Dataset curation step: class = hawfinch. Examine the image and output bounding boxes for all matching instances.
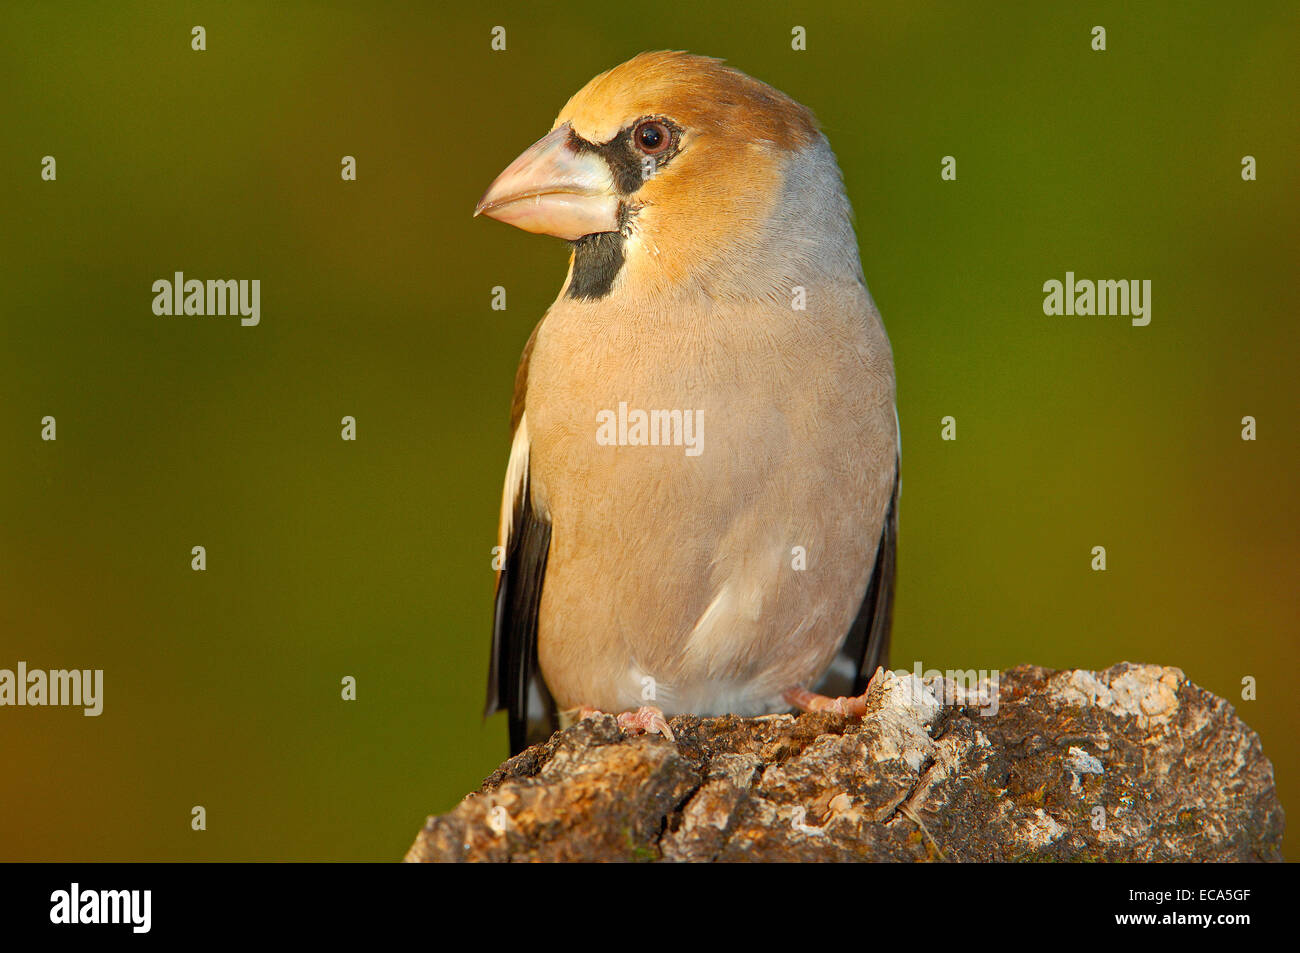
[476,52,898,754]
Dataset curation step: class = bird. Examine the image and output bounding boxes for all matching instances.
[475,52,899,755]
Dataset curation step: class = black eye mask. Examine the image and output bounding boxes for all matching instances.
[567,117,684,196]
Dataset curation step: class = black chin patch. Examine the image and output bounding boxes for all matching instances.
[567,230,625,300]
[563,118,682,301]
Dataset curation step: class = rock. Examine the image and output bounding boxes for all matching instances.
[404,663,1284,862]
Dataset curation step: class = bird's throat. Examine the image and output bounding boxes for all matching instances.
[566,230,626,301]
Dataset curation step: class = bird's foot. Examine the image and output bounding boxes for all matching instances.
[783,686,869,718]
[574,704,675,742]
[616,705,676,742]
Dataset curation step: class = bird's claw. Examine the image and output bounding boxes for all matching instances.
[572,704,675,742]
[783,687,868,718]
[616,706,676,742]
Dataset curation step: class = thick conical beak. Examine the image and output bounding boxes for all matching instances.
[474,123,619,240]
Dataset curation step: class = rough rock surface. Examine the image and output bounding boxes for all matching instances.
[405,663,1284,862]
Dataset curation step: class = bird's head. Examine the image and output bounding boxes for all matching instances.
[475,52,860,303]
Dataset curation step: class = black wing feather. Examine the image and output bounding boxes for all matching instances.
[485,466,556,755]
[816,463,900,698]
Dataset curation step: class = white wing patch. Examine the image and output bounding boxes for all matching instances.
[498,411,531,554]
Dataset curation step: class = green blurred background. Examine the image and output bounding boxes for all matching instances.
[1,1,1295,860]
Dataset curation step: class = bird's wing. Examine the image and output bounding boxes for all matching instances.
[816,454,900,698]
[485,324,558,754]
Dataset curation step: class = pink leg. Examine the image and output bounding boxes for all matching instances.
[783,687,869,718]
[617,706,676,742]
[574,705,675,742]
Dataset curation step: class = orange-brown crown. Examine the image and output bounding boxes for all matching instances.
[555,51,819,150]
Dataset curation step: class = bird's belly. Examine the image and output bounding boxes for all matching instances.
[531,403,887,717]
[535,526,871,716]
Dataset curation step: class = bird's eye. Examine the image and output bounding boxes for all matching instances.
[633,120,671,155]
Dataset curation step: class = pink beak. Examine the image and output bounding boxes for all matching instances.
[474,123,619,241]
